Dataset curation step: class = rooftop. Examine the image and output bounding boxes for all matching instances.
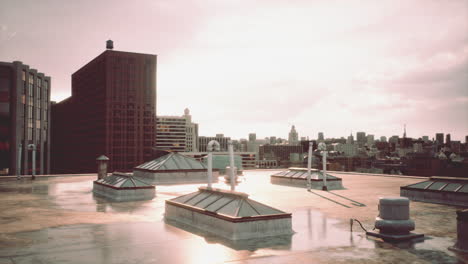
[0,170,466,264]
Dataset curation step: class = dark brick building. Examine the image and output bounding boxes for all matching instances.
[0,61,51,176]
[52,42,156,173]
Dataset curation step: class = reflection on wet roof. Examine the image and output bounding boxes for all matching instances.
[170,187,286,218]
[135,153,207,171]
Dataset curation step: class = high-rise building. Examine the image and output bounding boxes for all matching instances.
[249,133,256,142]
[52,41,156,173]
[0,61,51,175]
[435,133,444,145]
[445,134,451,145]
[347,133,354,144]
[356,132,366,146]
[465,135,468,144]
[380,136,387,142]
[318,132,324,141]
[422,136,429,142]
[270,136,277,145]
[156,109,198,152]
[366,134,375,146]
[288,125,299,145]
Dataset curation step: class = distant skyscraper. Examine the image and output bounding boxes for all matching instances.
[435,133,444,145]
[380,136,387,142]
[318,132,324,141]
[356,132,366,146]
[0,61,51,175]
[465,135,468,144]
[347,133,354,144]
[288,125,299,145]
[249,133,256,142]
[446,134,451,145]
[270,136,277,145]
[366,134,375,146]
[52,41,157,173]
[422,136,429,142]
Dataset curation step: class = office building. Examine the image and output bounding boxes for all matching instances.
[435,133,444,145]
[446,134,451,145]
[0,61,51,175]
[318,132,324,141]
[380,136,387,142]
[156,108,198,152]
[51,41,156,173]
[356,132,366,146]
[288,125,299,145]
[367,134,375,146]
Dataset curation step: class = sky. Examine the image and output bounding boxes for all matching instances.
[1,0,467,140]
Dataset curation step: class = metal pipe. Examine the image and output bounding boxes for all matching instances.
[206,140,220,189]
[207,152,212,188]
[228,141,235,191]
[307,143,312,191]
[28,144,36,180]
[322,150,327,190]
[17,144,22,180]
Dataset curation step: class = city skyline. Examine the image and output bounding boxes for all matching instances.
[1,0,467,140]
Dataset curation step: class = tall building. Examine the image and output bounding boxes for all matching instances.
[347,133,354,144]
[288,125,299,145]
[435,133,444,145]
[52,41,156,173]
[380,136,387,142]
[356,132,366,146]
[445,134,451,145]
[422,136,429,142]
[318,132,324,141]
[366,134,375,146]
[156,108,198,152]
[0,61,51,175]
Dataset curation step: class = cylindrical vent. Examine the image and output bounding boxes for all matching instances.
[106,40,114,50]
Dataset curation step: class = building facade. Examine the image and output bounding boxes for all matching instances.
[198,135,231,152]
[52,42,156,173]
[0,61,51,175]
[156,108,198,152]
[288,125,299,145]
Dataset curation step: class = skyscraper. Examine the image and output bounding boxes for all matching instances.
[446,134,451,145]
[0,61,51,175]
[51,41,156,173]
[356,132,366,146]
[318,132,324,141]
[288,125,299,145]
[435,133,444,145]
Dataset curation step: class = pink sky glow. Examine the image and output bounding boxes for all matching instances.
[1,0,467,140]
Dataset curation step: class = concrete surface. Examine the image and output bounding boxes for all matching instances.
[0,170,467,264]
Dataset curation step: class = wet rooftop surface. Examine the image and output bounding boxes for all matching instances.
[0,170,467,264]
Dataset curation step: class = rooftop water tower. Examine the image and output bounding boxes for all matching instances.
[106,40,114,50]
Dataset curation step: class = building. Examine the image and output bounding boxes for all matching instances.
[356,132,366,146]
[380,136,387,142]
[198,135,230,152]
[51,41,156,173]
[422,136,429,142]
[156,108,198,152]
[259,144,304,167]
[318,132,324,142]
[347,133,354,144]
[0,61,51,175]
[366,134,375,146]
[288,125,299,145]
[446,134,451,145]
[435,133,444,145]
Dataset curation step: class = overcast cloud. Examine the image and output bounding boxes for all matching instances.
[0,0,466,140]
